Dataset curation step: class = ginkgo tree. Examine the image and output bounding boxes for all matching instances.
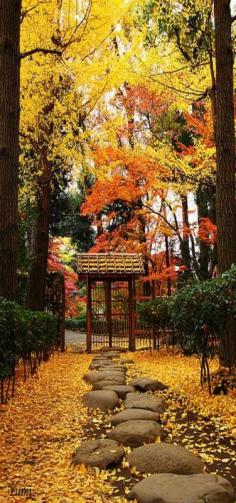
[19,0,140,310]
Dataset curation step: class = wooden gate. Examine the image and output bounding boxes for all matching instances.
[77,253,145,352]
[90,281,130,349]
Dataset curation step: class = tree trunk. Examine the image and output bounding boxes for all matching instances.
[196,188,211,280]
[180,195,192,280]
[214,0,236,273]
[25,154,51,311]
[214,0,236,368]
[0,0,21,300]
[26,105,53,311]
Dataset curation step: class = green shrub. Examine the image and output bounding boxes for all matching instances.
[65,316,86,331]
[138,265,236,356]
[0,298,57,380]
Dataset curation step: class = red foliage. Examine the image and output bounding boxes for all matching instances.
[47,238,80,318]
[198,217,217,245]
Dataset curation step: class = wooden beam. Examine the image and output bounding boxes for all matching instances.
[128,276,136,351]
[86,276,92,352]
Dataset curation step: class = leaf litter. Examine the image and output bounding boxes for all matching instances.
[0,348,235,502]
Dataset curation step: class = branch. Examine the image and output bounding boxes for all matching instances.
[21,0,92,60]
[81,27,115,61]
[21,1,45,23]
[142,203,183,242]
[231,15,236,23]
[20,47,62,59]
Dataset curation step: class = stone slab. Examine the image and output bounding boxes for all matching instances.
[129,377,168,392]
[128,473,235,503]
[109,409,161,425]
[73,439,124,468]
[82,390,119,411]
[84,370,126,384]
[127,442,204,474]
[102,385,135,399]
[125,393,165,413]
[107,420,162,447]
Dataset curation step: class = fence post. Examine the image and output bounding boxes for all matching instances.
[86,276,92,352]
[128,276,136,351]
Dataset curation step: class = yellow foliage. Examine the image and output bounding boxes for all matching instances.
[0,353,127,503]
[130,350,236,432]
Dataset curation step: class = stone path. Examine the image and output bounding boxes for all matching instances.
[73,350,236,503]
[65,330,86,352]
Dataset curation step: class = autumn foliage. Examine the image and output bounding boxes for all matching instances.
[48,238,80,318]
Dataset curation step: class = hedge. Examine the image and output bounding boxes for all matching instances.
[65,316,86,331]
[138,265,236,366]
[0,297,58,389]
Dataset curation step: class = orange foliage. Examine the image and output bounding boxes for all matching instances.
[184,103,214,148]
[48,238,80,318]
[198,217,217,245]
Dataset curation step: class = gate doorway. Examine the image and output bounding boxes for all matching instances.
[91,280,131,349]
[77,254,144,352]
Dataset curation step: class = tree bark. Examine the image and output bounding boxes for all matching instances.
[196,188,211,280]
[214,0,236,368]
[0,0,21,300]
[180,195,192,279]
[25,152,51,311]
[26,107,53,311]
[214,0,236,273]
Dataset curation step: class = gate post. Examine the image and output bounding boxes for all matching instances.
[86,276,92,352]
[128,277,136,351]
[105,280,112,348]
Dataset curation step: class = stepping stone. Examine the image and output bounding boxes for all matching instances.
[98,366,126,373]
[82,390,119,411]
[90,362,124,370]
[100,350,122,358]
[92,353,109,358]
[107,420,162,447]
[127,442,204,474]
[72,439,124,468]
[100,347,126,353]
[90,362,112,370]
[101,385,135,399]
[84,371,125,384]
[109,409,161,425]
[93,379,125,390]
[129,377,168,392]
[98,363,126,369]
[128,473,235,503]
[92,355,109,360]
[120,358,134,364]
[125,393,165,413]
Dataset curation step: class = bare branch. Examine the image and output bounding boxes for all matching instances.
[81,27,115,61]
[20,47,62,59]
[21,1,45,23]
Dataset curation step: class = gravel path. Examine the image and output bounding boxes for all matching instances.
[65,330,86,349]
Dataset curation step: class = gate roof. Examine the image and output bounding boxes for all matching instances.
[77,253,144,278]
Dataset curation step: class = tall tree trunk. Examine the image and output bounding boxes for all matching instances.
[25,152,51,311]
[125,85,151,296]
[26,106,53,311]
[180,195,192,280]
[214,0,236,368]
[164,234,171,296]
[196,188,210,280]
[0,0,21,300]
[214,0,236,273]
